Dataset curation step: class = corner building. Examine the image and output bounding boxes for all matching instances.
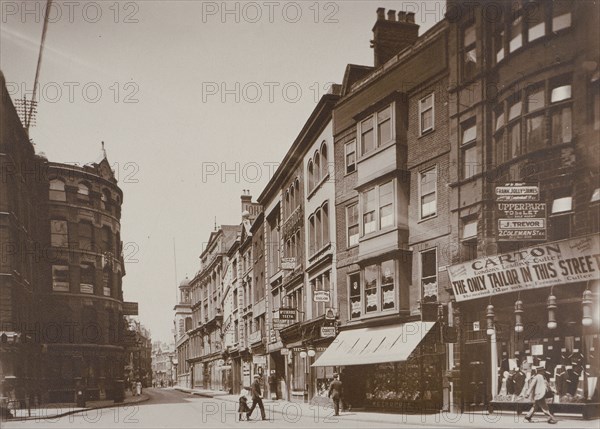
[443,0,600,419]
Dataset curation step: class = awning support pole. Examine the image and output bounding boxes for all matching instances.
[490,328,498,401]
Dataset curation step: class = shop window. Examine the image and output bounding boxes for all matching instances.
[420,167,437,219]
[50,219,68,247]
[462,23,477,82]
[461,120,479,179]
[361,180,395,235]
[358,104,394,157]
[419,93,434,135]
[552,0,572,32]
[80,263,95,294]
[345,140,356,174]
[349,273,361,319]
[49,179,66,201]
[312,271,332,318]
[421,249,437,303]
[380,260,395,310]
[347,203,359,247]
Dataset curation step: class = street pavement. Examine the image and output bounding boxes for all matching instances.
[2,388,598,429]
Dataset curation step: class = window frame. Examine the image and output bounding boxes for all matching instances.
[357,103,395,158]
[419,93,435,135]
[460,120,479,180]
[346,203,359,248]
[420,248,438,304]
[345,140,356,174]
[360,179,395,237]
[419,166,437,220]
[50,219,69,248]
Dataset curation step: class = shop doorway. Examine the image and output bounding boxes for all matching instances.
[462,341,488,410]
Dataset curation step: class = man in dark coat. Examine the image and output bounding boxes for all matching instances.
[247,374,266,420]
[328,373,343,416]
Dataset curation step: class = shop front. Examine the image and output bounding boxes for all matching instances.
[447,235,600,419]
[312,321,443,412]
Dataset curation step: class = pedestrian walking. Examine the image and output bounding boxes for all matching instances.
[246,374,266,420]
[136,380,142,396]
[328,373,343,416]
[238,388,250,421]
[524,367,558,424]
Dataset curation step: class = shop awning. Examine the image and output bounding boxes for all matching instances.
[311,321,435,367]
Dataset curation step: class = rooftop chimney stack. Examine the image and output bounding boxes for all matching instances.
[371,8,420,67]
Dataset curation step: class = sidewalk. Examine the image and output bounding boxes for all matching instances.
[5,390,150,421]
[174,386,599,428]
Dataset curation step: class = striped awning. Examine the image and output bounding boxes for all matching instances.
[311,321,435,367]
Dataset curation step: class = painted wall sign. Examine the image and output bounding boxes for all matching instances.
[448,235,600,302]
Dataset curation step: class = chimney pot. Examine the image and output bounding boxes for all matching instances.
[376,7,385,20]
[387,10,396,21]
[398,11,406,22]
[406,12,415,23]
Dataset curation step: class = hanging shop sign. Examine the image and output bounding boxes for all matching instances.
[313,290,330,302]
[320,327,336,338]
[278,308,296,320]
[496,182,546,241]
[281,257,296,270]
[448,235,600,302]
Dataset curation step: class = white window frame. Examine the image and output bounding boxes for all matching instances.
[419,166,437,220]
[346,203,359,248]
[360,179,395,236]
[357,103,395,158]
[345,140,356,174]
[419,93,435,135]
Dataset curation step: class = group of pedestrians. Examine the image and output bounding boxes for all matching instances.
[237,373,344,422]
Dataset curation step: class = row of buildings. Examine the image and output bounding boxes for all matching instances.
[0,71,143,404]
[174,0,599,416]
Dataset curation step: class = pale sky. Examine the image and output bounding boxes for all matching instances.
[1,0,444,343]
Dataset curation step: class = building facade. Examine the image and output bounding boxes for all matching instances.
[1,71,133,405]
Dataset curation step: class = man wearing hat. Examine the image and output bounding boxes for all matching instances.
[524,366,557,424]
[247,374,266,420]
[328,373,343,416]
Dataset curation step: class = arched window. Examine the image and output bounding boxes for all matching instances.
[309,214,316,255]
[314,152,321,185]
[49,179,66,201]
[285,190,290,217]
[308,160,314,192]
[315,208,322,251]
[289,186,295,213]
[294,179,300,207]
[322,202,330,245]
[77,183,90,200]
[320,142,328,179]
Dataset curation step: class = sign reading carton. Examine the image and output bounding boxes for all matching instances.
[448,235,600,302]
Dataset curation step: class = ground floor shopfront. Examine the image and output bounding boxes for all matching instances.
[312,320,445,411]
[448,235,600,419]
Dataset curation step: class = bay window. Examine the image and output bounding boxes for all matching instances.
[349,273,361,319]
[358,104,393,157]
[361,180,394,235]
[363,260,396,315]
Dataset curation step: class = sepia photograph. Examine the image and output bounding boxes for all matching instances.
[0,0,599,427]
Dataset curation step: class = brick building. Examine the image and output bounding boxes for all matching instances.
[1,71,133,404]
